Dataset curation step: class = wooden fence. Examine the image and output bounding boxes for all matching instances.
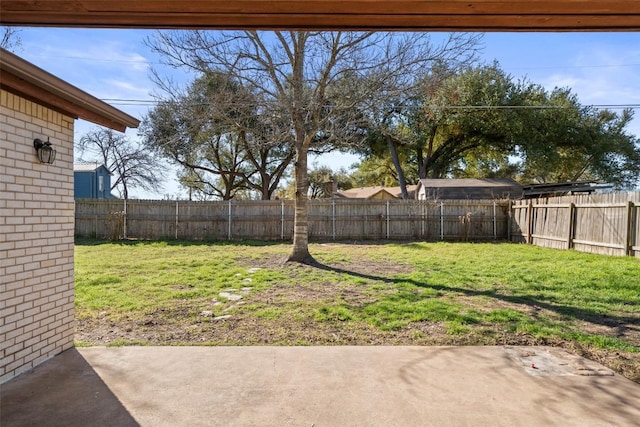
[75,198,511,242]
[511,192,640,258]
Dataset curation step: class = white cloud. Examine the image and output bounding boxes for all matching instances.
[544,44,640,137]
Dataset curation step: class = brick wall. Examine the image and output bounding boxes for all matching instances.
[1,89,75,383]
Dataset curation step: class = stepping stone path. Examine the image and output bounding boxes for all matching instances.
[219,291,243,301]
[201,269,260,319]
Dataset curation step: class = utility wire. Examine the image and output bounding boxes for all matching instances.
[100,98,640,111]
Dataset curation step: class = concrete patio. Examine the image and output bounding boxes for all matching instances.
[2,346,639,426]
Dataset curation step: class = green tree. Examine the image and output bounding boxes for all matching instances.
[142,71,294,200]
[517,89,640,188]
[308,164,353,198]
[350,155,419,188]
[379,63,640,188]
[413,63,523,179]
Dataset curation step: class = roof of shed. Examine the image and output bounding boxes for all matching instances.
[418,178,521,188]
[0,47,139,132]
[417,178,523,199]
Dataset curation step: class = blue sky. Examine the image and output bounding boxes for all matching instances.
[8,28,640,198]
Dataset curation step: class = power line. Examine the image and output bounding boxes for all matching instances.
[100,98,640,111]
[424,104,640,110]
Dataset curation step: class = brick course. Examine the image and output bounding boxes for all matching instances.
[1,89,75,384]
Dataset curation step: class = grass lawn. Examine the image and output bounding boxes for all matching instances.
[75,240,640,382]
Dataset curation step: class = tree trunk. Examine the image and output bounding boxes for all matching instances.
[417,146,426,179]
[287,147,314,264]
[387,135,409,199]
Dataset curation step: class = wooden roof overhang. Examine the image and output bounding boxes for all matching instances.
[0,47,140,131]
[1,1,640,31]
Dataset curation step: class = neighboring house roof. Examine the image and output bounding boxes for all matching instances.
[417,178,523,200]
[385,185,418,199]
[0,47,139,132]
[74,163,112,174]
[336,185,418,200]
[338,186,395,199]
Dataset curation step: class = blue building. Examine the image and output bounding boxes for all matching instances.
[74,163,113,199]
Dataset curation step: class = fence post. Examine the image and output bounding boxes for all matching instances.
[175,201,179,240]
[526,200,533,244]
[123,198,128,239]
[386,200,390,239]
[281,200,285,240]
[228,200,232,241]
[624,200,634,256]
[493,201,497,240]
[567,202,575,250]
[332,199,336,240]
[440,201,444,241]
[421,202,425,238]
[507,200,512,242]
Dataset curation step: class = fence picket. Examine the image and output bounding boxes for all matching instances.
[75,198,510,242]
[510,192,639,258]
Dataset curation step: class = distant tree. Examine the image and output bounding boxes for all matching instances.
[78,128,162,199]
[142,70,294,200]
[515,89,640,188]
[308,164,353,198]
[147,30,482,262]
[354,62,463,198]
[350,156,419,188]
[359,62,640,190]
[412,63,525,179]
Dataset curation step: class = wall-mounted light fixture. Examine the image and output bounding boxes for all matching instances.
[33,137,56,164]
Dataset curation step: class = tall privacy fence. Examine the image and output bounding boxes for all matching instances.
[511,192,639,258]
[75,199,510,242]
[75,192,640,257]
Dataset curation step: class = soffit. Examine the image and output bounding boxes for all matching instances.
[1,1,640,31]
[0,48,140,131]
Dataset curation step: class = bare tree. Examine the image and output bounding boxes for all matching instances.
[147,31,482,262]
[1,27,22,51]
[78,128,163,199]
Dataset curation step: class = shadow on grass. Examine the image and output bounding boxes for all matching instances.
[309,260,640,344]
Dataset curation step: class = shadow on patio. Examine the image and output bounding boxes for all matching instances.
[1,348,138,427]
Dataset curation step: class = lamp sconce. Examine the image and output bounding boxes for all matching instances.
[34,137,56,164]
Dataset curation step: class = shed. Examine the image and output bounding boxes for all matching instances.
[416,178,523,200]
[74,163,113,199]
[0,47,138,384]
